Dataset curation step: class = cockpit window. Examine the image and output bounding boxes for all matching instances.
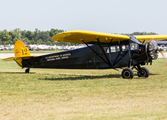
[131,43,139,50]
[129,36,141,44]
[105,45,130,53]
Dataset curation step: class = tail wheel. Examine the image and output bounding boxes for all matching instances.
[137,67,149,78]
[122,68,134,79]
[25,68,30,73]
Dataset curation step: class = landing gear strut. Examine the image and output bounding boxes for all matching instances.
[137,67,149,78]
[133,65,149,78]
[25,68,30,73]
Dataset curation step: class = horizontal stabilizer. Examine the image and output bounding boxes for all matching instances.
[2,55,37,61]
[2,55,37,67]
[2,57,15,61]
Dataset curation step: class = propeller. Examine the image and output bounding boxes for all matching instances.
[158,47,167,66]
[146,37,167,66]
[147,38,158,60]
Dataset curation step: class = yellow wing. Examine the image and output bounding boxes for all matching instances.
[52,30,130,43]
[134,35,167,42]
[52,30,167,44]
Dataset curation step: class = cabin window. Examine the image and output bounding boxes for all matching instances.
[110,46,116,52]
[131,43,139,50]
[122,45,129,51]
[111,46,120,52]
[105,46,117,53]
[105,45,130,53]
[105,45,121,53]
[103,46,109,53]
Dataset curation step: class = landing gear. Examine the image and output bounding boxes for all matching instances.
[137,67,149,78]
[122,68,134,79]
[25,68,30,73]
[132,65,149,78]
[122,65,149,79]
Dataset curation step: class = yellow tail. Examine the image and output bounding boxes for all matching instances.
[2,40,35,67]
[13,40,31,67]
[14,40,30,57]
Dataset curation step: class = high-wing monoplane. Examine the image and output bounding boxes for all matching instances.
[3,30,167,79]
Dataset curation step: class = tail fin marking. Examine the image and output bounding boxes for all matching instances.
[2,40,36,67]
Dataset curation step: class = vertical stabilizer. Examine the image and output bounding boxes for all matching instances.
[2,40,36,68]
[13,40,31,67]
[14,40,30,57]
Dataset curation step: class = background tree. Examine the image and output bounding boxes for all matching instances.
[0,29,159,45]
[0,30,12,43]
[46,41,52,46]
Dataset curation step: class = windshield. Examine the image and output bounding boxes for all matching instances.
[129,36,141,44]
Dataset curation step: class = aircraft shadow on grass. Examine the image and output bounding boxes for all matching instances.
[39,73,158,81]
[0,71,158,80]
[0,72,36,74]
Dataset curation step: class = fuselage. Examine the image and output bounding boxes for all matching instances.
[22,42,148,69]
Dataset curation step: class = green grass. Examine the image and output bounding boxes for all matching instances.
[0,59,167,119]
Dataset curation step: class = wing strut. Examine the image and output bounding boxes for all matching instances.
[96,38,112,66]
[82,40,112,67]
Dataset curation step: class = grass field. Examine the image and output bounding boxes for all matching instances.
[0,59,167,119]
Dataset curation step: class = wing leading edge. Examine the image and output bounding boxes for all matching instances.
[52,30,130,43]
[135,35,167,42]
[52,30,167,44]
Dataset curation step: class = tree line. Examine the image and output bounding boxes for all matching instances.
[123,32,157,36]
[0,28,158,45]
[0,28,78,46]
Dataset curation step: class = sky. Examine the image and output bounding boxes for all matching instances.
[1,0,167,34]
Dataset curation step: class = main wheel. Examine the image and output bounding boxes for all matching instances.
[137,67,149,78]
[122,68,134,79]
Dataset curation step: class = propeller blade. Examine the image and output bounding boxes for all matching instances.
[160,51,167,66]
[160,51,164,57]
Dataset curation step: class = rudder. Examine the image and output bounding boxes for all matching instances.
[2,40,36,68]
[14,40,30,57]
[14,40,31,67]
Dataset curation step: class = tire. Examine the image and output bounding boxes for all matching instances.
[122,68,134,79]
[137,67,149,78]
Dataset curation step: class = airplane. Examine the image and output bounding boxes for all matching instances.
[2,30,167,79]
